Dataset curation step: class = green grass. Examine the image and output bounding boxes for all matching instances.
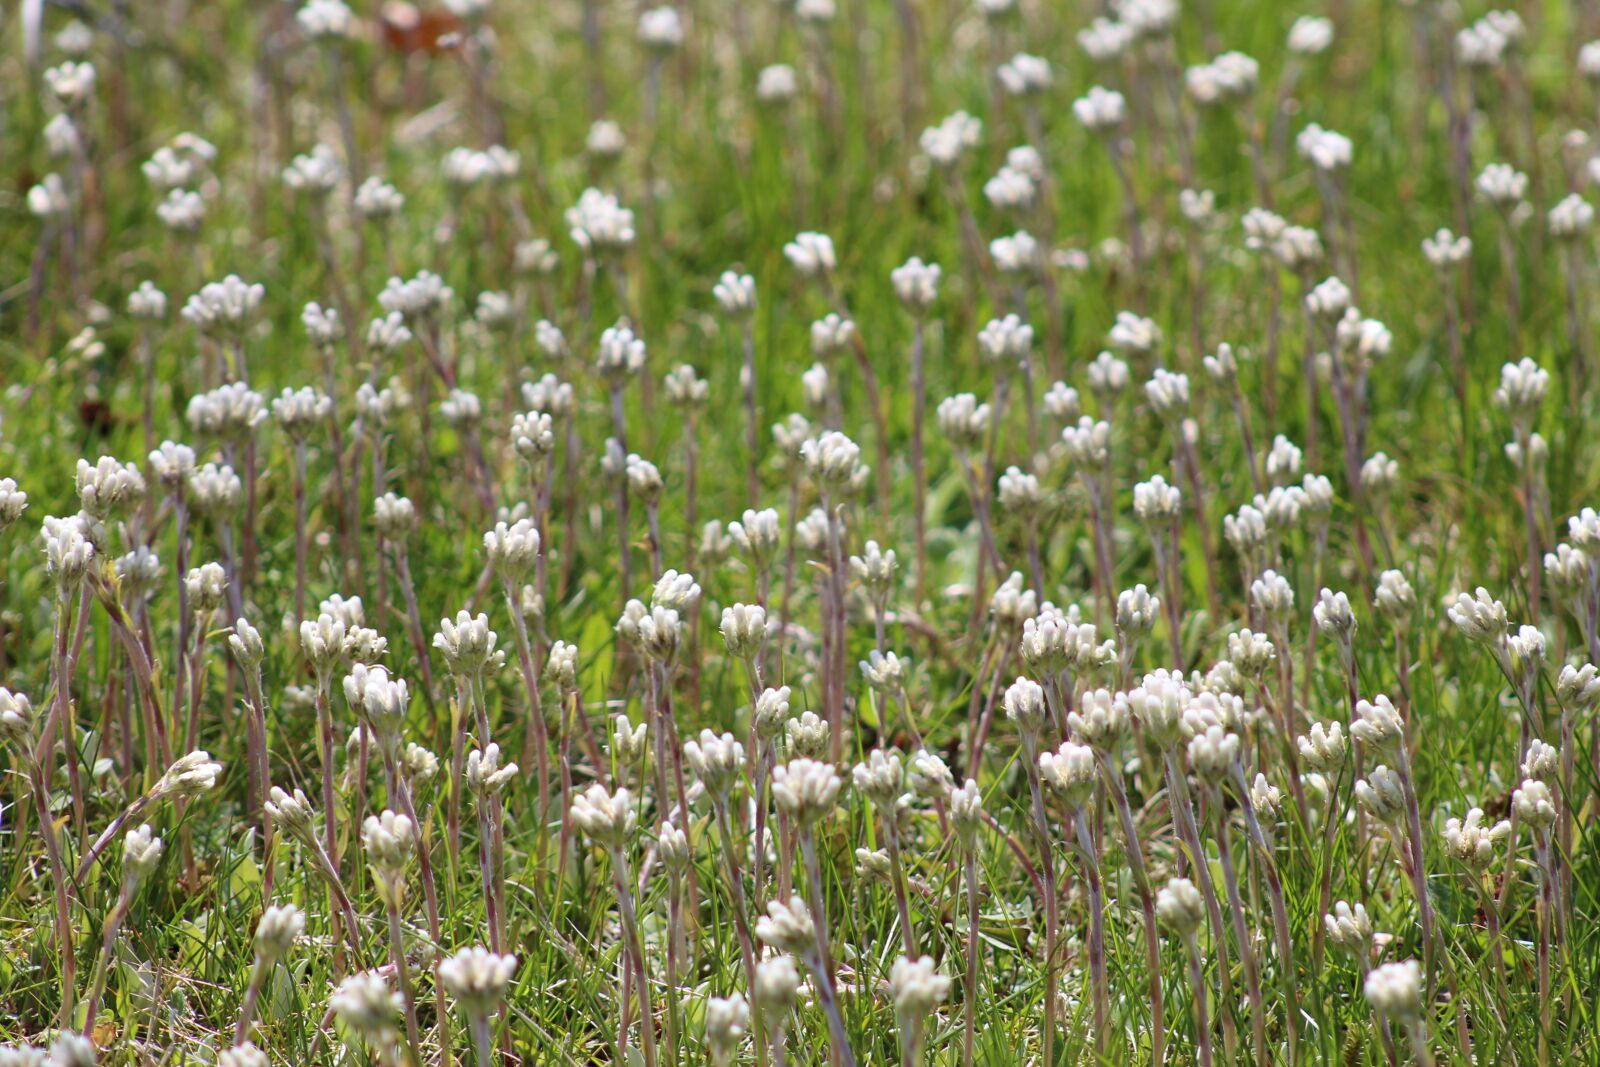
[2,0,1600,1064]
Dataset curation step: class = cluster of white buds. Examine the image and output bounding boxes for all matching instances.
[585,121,626,161]
[685,729,745,797]
[919,110,982,167]
[511,411,555,466]
[985,165,1035,213]
[712,270,756,317]
[187,382,268,440]
[466,743,518,799]
[1558,663,1600,709]
[76,456,146,518]
[756,63,799,103]
[182,275,265,335]
[704,992,750,1066]
[331,971,403,1045]
[1003,676,1048,736]
[273,387,332,440]
[432,614,499,681]
[720,603,767,660]
[185,559,230,617]
[664,364,709,410]
[128,280,169,320]
[1156,877,1206,935]
[1106,311,1159,357]
[28,174,72,220]
[1355,765,1407,824]
[1364,960,1423,1021]
[1443,808,1512,869]
[566,189,636,253]
[571,783,637,848]
[1186,51,1258,105]
[1549,193,1595,239]
[783,231,836,277]
[283,144,342,195]
[219,1042,269,1067]
[297,0,353,38]
[637,5,684,49]
[977,315,1033,369]
[255,903,306,964]
[363,809,417,892]
[859,649,909,695]
[0,688,35,746]
[42,513,96,585]
[1422,227,1471,268]
[1039,740,1098,807]
[354,176,406,221]
[442,145,520,187]
[1324,900,1374,957]
[440,946,517,1019]
[997,53,1051,97]
[772,758,841,824]
[989,231,1039,275]
[484,519,540,583]
[1447,587,1508,645]
[889,954,952,1019]
[728,507,781,569]
[1476,162,1528,208]
[155,750,222,799]
[756,896,818,957]
[1072,85,1126,133]
[440,388,482,428]
[122,823,165,888]
[1494,358,1550,427]
[365,312,412,354]
[188,463,243,517]
[611,715,649,766]
[1078,16,1134,60]
[802,431,868,494]
[1288,15,1334,54]
[1512,778,1557,829]
[1297,123,1353,171]
[785,712,830,760]
[45,60,97,106]
[596,323,646,381]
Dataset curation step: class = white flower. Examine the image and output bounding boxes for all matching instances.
[1364,960,1423,1020]
[1156,877,1205,934]
[282,143,342,195]
[784,231,836,276]
[888,955,951,1018]
[1476,162,1528,206]
[637,5,684,49]
[45,61,97,106]
[919,110,982,167]
[440,946,517,1016]
[757,64,799,102]
[1078,17,1135,61]
[714,271,757,316]
[298,0,353,37]
[1296,123,1352,170]
[1288,16,1334,55]
[566,188,636,252]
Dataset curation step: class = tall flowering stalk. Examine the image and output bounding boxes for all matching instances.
[363,810,426,1064]
[1071,691,1166,1065]
[1004,678,1060,1066]
[434,610,505,871]
[1132,670,1239,1060]
[484,518,550,855]
[891,258,939,601]
[572,783,657,1067]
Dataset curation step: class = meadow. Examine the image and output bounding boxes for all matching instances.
[1,0,1598,1063]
